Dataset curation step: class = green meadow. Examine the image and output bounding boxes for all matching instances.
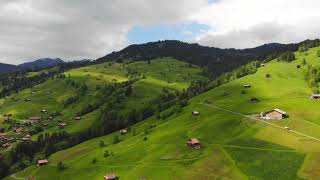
[4,47,320,180]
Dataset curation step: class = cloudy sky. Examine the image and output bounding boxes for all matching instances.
[0,0,320,64]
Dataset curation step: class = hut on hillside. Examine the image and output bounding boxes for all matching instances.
[104,173,119,180]
[37,159,48,166]
[250,98,260,103]
[119,129,127,135]
[41,109,47,113]
[261,109,287,120]
[243,84,251,88]
[29,117,41,124]
[260,64,265,67]
[192,111,200,116]
[58,122,67,129]
[75,116,81,121]
[310,94,320,100]
[187,138,201,148]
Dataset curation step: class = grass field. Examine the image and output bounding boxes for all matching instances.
[4,47,320,180]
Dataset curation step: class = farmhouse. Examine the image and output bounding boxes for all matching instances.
[187,138,201,148]
[192,111,200,116]
[41,109,47,113]
[261,109,287,120]
[75,116,81,120]
[260,63,265,67]
[310,94,320,100]
[37,159,48,166]
[243,84,251,88]
[104,174,118,180]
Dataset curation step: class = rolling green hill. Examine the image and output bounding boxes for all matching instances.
[5,47,320,180]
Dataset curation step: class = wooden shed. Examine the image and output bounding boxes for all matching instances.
[37,159,48,166]
[261,109,287,120]
[243,84,251,88]
[104,173,119,180]
[75,116,81,121]
[119,129,127,135]
[310,94,320,100]
[187,138,201,148]
[192,111,200,116]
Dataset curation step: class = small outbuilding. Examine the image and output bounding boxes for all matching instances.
[261,109,287,120]
[119,129,127,135]
[37,159,48,166]
[284,126,290,130]
[260,64,265,67]
[104,174,119,180]
[310,94,320,100]
[250,98,260,103]
[41,109,47,113]
[75,116,81,121]
[187,138,201,148]
[192,111,200,116]
[58,122,67,129]
[29,117,41,124]
[243,84,251,88]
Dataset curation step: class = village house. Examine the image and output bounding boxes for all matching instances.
[261,109,287,120]
[2,143,10,148]
[187,138,201,148]
[29,117,41,124]
[48,116,53,120]
[310,94,320,100]
[104,173,118,180]
[75,116,81,120]
[58,122,67,129]
[41,109,47,113]
[243,84,251,88]
[260,63,265,67]
[37,159,48,166]
[192,111,200,116]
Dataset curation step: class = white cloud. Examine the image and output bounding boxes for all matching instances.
[191,0,320,48]
[0,0,208,64]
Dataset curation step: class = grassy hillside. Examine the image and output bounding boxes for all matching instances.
[0,57,206,148]
[6,47,320,180]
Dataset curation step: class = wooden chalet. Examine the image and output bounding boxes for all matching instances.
[243,84,251,88]
[261,109,287,120]
[192,111,200,116]
[41,109,47,113]
[187,138,201,148]
[75,116,81,120]
[260,64,265,67]
[37,159,48,166]
[310,94,320,100]
[104,173,118,180]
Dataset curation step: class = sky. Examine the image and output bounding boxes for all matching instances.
[0,0,320,64]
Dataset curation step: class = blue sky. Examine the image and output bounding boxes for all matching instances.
[128,23,209,44]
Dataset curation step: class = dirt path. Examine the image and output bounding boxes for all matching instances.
[199,102,320,143]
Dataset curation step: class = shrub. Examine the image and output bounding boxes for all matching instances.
[92,158,97,164]
[112,135,120,144]
[57,161,65,171]
[99,140,105,148]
